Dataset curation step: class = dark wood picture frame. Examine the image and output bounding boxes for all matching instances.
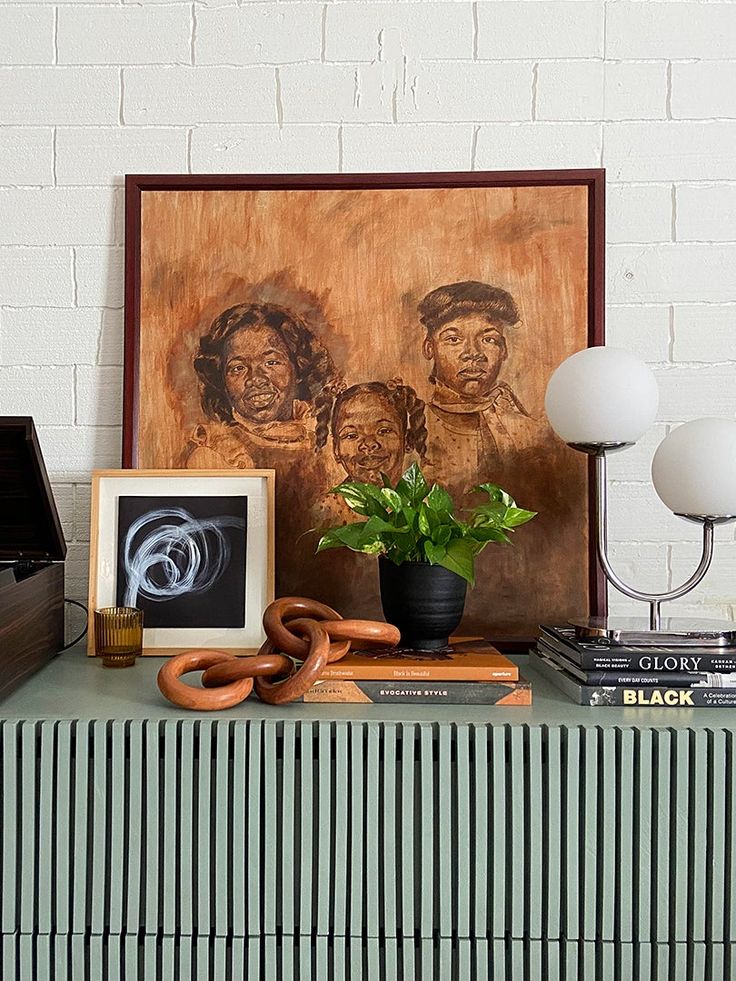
[123,169,606,648]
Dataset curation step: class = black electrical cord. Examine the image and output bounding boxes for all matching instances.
[59,598,88,651]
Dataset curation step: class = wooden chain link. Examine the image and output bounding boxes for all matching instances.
[157,596,400,709]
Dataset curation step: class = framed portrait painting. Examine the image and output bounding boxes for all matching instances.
[124,170,605,647]
[88,469,274,655]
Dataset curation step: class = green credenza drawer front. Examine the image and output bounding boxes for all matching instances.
[1,719,733,946]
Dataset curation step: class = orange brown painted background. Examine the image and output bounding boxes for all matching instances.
[133,183,592,640]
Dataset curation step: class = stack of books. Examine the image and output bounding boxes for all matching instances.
[531,624,736,707]
[303,639,532,704]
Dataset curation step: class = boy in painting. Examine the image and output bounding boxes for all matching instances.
[185,302,343,471]
[418,281,538,493]
[318,380,427,486]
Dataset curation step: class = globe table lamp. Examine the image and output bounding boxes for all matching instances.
[545,347,736,646]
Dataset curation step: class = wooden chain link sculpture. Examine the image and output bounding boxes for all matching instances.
[157,597,401,709]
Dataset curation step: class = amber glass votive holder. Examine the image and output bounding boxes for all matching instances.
[94,607,144,667]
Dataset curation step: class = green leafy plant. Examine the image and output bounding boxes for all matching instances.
[316,462,536,586]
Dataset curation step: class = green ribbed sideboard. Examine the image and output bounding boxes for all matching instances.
[1,651,734,980]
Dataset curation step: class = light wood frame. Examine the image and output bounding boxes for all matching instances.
[87,469,275,656]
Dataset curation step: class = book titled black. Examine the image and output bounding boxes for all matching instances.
[539,625,736,673]
[537,639,736,688]
[532,651,736,707]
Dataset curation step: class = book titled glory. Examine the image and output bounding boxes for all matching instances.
[537,638,736,687]
[539,626,736,672]
[318,639,518,682]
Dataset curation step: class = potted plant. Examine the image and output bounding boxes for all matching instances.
[316,463,536,650]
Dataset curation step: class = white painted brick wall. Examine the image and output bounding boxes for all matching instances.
[0,189,122,245]
[676,184,736,242]
[0,8,55,65]
[672,62,736,121]
[0,130,54,187]
[324,3,473,62]
[190,124,340,172]
[279,63,393,123]
[55,127,189,186]
[0,68,119,125]
[57,7,191,65]
[606,2,736,61]
[399,62,532,122]
[0,0,734,617]
[477,2,603,61]
[672,305,736,363]
[341,123,474,172]
[196,5,323,65]
[604,121,736,182]
[124,66,276,124]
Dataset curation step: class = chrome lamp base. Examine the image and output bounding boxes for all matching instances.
[570,616,736,648]
[570,444,736,647]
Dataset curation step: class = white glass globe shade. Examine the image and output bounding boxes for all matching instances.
[544,347,659,444]
[652,418,736,517]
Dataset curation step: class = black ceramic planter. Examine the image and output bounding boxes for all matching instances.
[379,558,467,650]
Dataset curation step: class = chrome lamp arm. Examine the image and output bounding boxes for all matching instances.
[595,451,715,630]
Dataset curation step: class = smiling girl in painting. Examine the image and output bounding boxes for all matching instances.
[418,281,539,494]
[185,302,343,470]
[312,379,428,614]
[318,380,427,486]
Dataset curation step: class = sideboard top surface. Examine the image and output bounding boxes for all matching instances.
[1,648,735,730]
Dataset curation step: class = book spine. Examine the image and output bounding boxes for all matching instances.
[318,665,518,682]
[538,639,736,673]
[581,686,736,708]
[303,680,531,705]
[582,670,736,687]
[578,653,736,672]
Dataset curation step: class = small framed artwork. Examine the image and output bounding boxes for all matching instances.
[87,469,274,655]
[124,170,605,646]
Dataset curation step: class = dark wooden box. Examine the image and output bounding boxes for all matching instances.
[0,417,66,701]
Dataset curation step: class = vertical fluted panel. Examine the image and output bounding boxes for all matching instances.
[654,728,670,940]
[1,721,18,936]
[2,718,736,972]
[125,722,143,939]
[162,721,178,936]
[600,729,621,940]
[382,723,398,937]
[490,726,506,940]
[562,725,580,940]
[332,721,349,937]
[315,723,332,940]
[298,720,314,937]
[19,722,37,936]
[456,724,471,939]
[472,726,488,939]
[177,721,195,938]
[263,720,279,939]
[583,727,601,940]
[36,725,54,937]
[399,722,415,939]
[348,723,365,939]
[365,725,380,939]
[545,725,562,941]
[0,936,734,978]
[636,728,654,942]
[710,729,727,944]
[420,725,436,939]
